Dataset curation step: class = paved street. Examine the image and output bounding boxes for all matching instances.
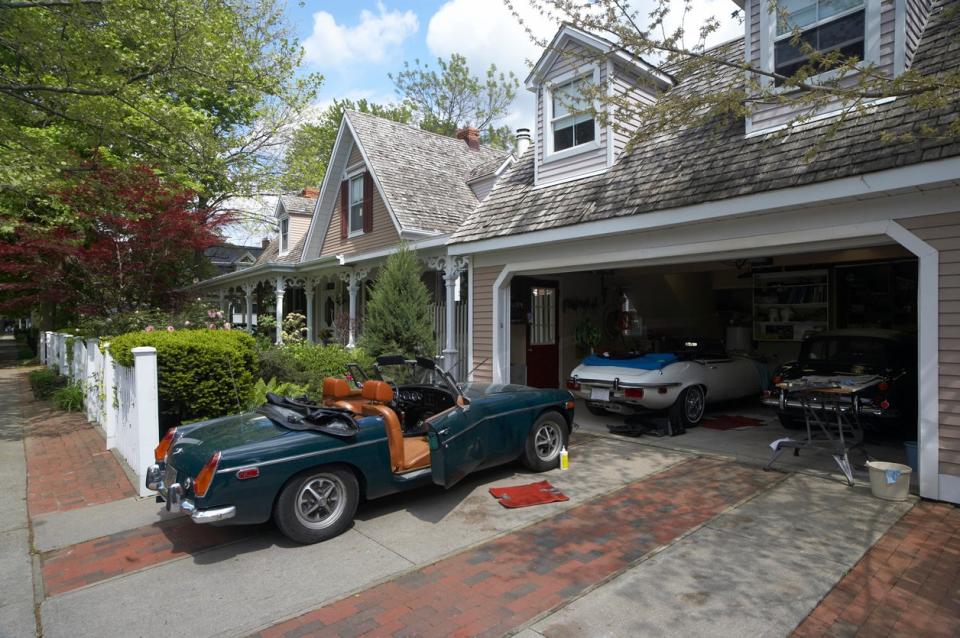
[2,335,958,637]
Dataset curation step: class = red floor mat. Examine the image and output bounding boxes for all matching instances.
[489,480,569,508]
[701,415,765,431]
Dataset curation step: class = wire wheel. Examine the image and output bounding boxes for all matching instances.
[294,474,346,530]
[684,386,705,424]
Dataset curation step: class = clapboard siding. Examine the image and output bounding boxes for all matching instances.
[905,0,932,65]
[899,211,960,476]
[535,40,609,186]
[749,0,897,133]
[750,0,761,66]
[320,179,400,258]
[610,63,656,161]
[471,265,502,383]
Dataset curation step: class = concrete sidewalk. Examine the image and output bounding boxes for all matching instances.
[0,337,39,638]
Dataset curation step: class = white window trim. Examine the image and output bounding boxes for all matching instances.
[344,167,366,239]
[278,215,290,256]
[543,65,602,164]
[760,0,880,91]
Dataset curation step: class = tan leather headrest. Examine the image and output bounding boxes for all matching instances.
[361,380,393,403]
[323,377,353,399]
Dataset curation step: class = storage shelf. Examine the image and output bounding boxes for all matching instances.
[754,269,829,342]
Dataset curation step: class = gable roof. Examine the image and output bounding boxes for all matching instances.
[453,1,960,245]
[253,234,306,266]
[277,193,317,216]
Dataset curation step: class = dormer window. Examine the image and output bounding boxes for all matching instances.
[774,1,865,79]
[279,217,289,254]
[544,68,600,161]
[349,174,364,235]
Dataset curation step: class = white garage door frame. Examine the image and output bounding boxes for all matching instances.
[488,220,941,501]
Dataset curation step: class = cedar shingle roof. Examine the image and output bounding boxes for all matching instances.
[347,111,511,234]
[253,234,306,266]
[452,1,960,244]
[278,194,317,216]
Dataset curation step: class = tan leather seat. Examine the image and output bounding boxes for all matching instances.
[360,380,430,473]
[322,377,367,414]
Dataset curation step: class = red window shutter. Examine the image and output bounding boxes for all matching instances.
[362,172,373,234]
[340,179,348,240]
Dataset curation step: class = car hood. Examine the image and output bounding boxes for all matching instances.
[169,412,290,476]
[460,382,539,398]
[783,361,895,377]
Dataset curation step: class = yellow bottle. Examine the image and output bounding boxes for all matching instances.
[560,446,569,470]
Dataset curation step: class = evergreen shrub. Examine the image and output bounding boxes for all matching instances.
[360,245,434,358]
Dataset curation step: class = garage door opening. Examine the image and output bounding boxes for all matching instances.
[507,244,920,481]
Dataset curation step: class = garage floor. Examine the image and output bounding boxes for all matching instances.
[573,398,917,492]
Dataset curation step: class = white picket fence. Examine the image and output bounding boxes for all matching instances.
[40,332,158,497]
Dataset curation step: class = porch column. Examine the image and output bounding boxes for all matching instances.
[274,277,285,345]
[218,289,227,316]
[430,256,469,377]
[243,283,255,333]
[305,279,315,344]
[339,269,368,349]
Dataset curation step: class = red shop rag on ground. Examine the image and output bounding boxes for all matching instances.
[701,415,765,431]
[489,481,569,508]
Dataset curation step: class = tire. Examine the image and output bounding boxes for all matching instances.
[273,467,359,544]
[522,411,568,472]
[667,386,706,434]
[585,403,612,417]
[778,413,805,430]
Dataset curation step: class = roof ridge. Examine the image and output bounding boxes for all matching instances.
[346,109,510,157]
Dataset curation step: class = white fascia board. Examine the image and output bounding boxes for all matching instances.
[342,115,405,237]
[301,117,350,263]
[339,236,449,265]
[449,155,960,256]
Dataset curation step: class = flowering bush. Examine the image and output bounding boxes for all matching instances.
[64,300,229,337]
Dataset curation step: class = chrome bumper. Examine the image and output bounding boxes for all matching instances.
[145,463,236,524]
[761,396,891,418]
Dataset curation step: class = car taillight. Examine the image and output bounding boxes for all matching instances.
[154,427,178,462]
[566,379,580,391]
[565,400,576,411]
[878,381,890,392]
[880,399,891,410]
[772,375,782,385]
[624,388,644,399]
[194,451,221,498]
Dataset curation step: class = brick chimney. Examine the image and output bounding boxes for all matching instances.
[301,187,320,198]
[456,126,481,150]
[261,237,271,249]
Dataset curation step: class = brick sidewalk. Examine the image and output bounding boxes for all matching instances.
[792,501,960,638]
[252,457,781,638]
[20,372,134,515]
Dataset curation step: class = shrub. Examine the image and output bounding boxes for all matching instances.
[247,377,309,410]
[282,313,307,343]
[63,300,229,338]
[108,329,258,429]
[52,381,84,412]
[28,368,65,399]
[256,343,374,399]
[360,244,434,358]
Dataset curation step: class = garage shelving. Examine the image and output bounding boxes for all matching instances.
[753,270,829,341]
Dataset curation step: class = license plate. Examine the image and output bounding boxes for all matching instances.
[590,387,610,402]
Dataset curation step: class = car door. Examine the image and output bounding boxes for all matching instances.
[427,400,489,488]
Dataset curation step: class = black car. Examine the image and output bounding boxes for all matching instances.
[763,329,916,431]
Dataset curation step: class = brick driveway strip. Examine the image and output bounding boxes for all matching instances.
[251,457,780,638]
[792,501,960,638]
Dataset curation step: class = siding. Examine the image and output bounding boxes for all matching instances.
[749,0,897,133]
[905,0,932,66]
[535,40,609,186]
[286,213,311,251]
[898,211,960,478]
[469,175,496,202]
[319,179,400,258]
[750,0,761,67]
[471,265,502,383]
[610,63,656,161]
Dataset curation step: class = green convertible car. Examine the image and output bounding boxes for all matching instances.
[147,357,575,544]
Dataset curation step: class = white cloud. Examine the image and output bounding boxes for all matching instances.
[425,0,745,132]
[303,2,419,69]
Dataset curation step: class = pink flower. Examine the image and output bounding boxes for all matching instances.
[207,309,216,318]
[145,325,155,332]
[223,323,232,330]
[216,310,224,319]
[166,325,175,332]
[208,323,215,330]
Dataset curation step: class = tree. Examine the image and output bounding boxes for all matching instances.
[360,245,434,359]
[507,0,960,149]
[391,53,519,149]
[0,162,228,320]
[279,98,413,192]
[0,0,321,224]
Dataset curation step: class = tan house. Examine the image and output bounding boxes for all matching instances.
[197,0,960,505]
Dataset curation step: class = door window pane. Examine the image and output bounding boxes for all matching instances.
[530,287,555,346]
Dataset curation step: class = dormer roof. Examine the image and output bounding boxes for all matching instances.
[524,23,673,90]
[277,193,318,217]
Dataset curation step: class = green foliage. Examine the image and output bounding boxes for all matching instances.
[282,313,307,344]
[52,381,84,412]
[360,245,434,358]
[108,329,257,429]
[575,319,602,351]
[247,377,309,410]
[280,98,413,191]
[257,313,277,338]
[391,53,519,150]
[256,343,374,399]
[28,368,65,400]
[64,301,228,338]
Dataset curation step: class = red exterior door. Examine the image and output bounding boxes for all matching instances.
[524,282,559,388]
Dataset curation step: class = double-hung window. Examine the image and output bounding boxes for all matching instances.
[774,0,865,80]
[348,174,364,235]
[279,217,289,253]
[550,75,596,153]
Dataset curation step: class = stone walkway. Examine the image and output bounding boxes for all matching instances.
[792,501,960,637]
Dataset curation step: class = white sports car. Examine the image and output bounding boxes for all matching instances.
[567,340,766,433]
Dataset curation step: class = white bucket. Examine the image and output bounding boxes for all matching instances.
[866,461,912,501]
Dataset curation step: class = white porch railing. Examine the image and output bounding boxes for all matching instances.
[40,331,159,497]
[430,301,468,379]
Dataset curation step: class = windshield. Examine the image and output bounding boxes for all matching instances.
[800,337,894,368]
[377,363,448,386]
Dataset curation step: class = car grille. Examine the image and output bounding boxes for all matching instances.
[164,463,177,488]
